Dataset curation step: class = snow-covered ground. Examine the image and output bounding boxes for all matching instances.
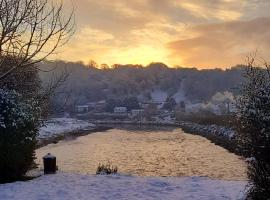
[0,173,247,200]
[38,118,95,140]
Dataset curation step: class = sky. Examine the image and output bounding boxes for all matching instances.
[55,0,270,69]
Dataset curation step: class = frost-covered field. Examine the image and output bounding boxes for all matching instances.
[38,118,95,140]
[0,173,246,200]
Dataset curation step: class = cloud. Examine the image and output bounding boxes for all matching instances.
[72,0,246,35]
[178,0,244,21]
[168,17,270,68]
[54,0,270,68]
[55,27,115,63]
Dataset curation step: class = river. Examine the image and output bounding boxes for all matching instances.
[36,127,247,181]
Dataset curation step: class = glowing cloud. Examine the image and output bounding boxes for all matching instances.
[53,0,270,68]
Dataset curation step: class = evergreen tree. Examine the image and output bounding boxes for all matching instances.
[0,89,41,183]
[237,59,270,199]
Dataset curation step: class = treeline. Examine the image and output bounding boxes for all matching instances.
[39,61,245,113]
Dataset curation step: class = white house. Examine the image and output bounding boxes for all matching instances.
[75,105,90,113]
[131,109,144,117]
[114,107,127,113]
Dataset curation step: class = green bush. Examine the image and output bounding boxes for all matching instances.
[0,89,40,183]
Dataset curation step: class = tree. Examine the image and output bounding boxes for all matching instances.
[236,57,270,199]
[0,0,74,182]
[123,96,140,111]
[105,98,120,113]
[0,57,41,98]
[163,97,177,111]
[144,104,157,120]
[0,90,40,183]
[0,0,74,116]
[0,0,75,80]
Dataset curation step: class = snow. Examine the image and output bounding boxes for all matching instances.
[43,153,56,159]
[180,121,235,139]
[38,118,95,140]
[0,173,247,200]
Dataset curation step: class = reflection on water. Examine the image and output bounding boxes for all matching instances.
[36,128,247,180]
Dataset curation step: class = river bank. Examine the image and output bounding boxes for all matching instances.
[37,118,112,148]
[37,126,111,148]
[91,120,244,157]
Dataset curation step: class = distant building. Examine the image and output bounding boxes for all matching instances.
[86,102,96,108]
[114,107,127,113]
[140,103,149,109]
[141,101,163,109]
[75,105,90,113]
[131,109,144,118]
[94,100,106,112]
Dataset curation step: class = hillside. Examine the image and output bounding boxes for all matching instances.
[39,61,245,112]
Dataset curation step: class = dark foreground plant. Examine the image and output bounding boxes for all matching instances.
[0,90,40,183]
[236,57,270,199]
[246,160,270,199]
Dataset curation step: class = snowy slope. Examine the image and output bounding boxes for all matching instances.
[38,118,95,140]
[0,173,247,200]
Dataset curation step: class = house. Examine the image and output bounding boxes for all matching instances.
[140,101,162,109]
[130,109,144,119]
[75,105,90,113]
[94,100,106,112]
[114,107,127,113]
[140,103,149,109]
[86,102,96,109]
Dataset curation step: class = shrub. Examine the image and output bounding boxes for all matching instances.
[236,59,270,199]
[96,162,118,175]
[0,89,41,183]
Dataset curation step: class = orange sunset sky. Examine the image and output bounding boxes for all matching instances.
[55,0,270,69]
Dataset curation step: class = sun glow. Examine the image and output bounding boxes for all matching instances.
[99,45,174,66]
[53,0,270,68]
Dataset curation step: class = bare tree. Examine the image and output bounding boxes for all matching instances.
[0,0,75,80]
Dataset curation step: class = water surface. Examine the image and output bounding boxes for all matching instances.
[36,128,247,180]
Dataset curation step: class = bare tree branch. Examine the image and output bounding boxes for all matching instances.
[0,0,75,80]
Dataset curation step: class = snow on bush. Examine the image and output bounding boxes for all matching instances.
[236,61,270,199]
[0,89,40,183]
[96,162,118,175]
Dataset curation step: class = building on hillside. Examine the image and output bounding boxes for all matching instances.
[130,109,144,119]
[94,100,106,112]
[86,102,96,109]
[114,107,127,114]
[75,105,90,113]
[141,101,164,110]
